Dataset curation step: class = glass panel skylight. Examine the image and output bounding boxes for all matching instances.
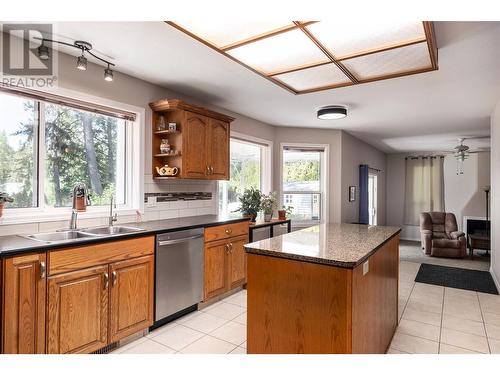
[342,42,432,80]
[174,20,293,48]
[306,21,426,59]
[274,63,351,91]
[226,29,329,74]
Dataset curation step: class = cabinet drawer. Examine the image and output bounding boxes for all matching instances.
[204,221,249,243]
[48,236,154,276]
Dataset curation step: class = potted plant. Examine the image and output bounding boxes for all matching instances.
[237,187,262,222]
[278,205,293,220]
[261,192,278,222]
[0,192,14,218]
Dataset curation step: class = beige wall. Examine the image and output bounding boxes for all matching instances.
[340,132,387,225]
[491,100,500,288]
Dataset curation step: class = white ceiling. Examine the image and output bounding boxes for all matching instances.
[46,22,500,153]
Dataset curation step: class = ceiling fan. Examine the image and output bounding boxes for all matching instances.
[449,137,490,175]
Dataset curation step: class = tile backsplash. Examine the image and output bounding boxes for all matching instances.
[0,176,218,236]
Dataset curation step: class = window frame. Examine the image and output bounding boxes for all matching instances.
[0,87,144,225]
[280,142,329,226]
[218,131,273,215]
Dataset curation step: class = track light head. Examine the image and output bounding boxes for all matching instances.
[104,66,113,82]
[77,54,87,71]
[37,44,49,60]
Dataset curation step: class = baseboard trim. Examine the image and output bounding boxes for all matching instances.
[490,268,500,291]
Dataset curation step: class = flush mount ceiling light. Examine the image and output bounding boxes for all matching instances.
[317,106,347,120]
[36,38,115,82]
[168,21,438,95]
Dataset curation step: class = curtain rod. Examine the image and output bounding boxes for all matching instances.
[368,166,382,173]
[405,155,445,160]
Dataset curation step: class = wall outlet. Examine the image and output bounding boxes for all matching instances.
[363,260,369,275]
[147,196,157,207]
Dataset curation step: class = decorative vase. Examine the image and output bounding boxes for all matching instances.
[243,212,257,222]
[278,210,286,220]
[264,212,272,222]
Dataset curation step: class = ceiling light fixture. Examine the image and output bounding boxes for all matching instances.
[104,64,114,82]
[34,37,116,81]
[317,105,347,120]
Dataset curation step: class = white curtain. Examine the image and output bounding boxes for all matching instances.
[404,156,445,225]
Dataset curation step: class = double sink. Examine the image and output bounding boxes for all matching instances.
[22,225,144,244]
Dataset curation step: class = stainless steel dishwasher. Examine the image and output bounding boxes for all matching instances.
[154,228,204,326]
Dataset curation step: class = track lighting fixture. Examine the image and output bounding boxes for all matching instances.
[35,37,116,82]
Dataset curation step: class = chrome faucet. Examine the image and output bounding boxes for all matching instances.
[69,183,89,230]
[109,196,118,226]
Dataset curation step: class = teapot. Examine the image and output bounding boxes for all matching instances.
[156,165,179,177]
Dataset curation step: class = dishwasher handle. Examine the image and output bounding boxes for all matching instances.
[157,234,204,247]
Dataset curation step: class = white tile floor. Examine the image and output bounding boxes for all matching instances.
[113,260,500,354]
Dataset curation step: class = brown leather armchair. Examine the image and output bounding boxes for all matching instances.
[420,212,467,258]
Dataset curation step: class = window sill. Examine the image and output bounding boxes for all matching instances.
[0,208,140,226]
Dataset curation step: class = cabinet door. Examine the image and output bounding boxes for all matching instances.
[47,266,109,354]
[207,119,229,180]
[183,111,210,178]
[227,235,248,289]
[109,255,154,343]
[2,253,46,354]
[204,240,228,300]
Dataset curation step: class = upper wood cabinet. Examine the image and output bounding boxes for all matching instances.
[1,253,46,354]
[149,99,234,180]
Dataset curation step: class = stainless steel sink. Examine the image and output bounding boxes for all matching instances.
[24,230,98,243]
[78,225,144,236]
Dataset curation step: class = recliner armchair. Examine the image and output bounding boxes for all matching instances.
[420,212,467,258]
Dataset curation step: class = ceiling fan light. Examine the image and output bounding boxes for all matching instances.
[104,67,113,82]
[317,105,347,120]
[37,44,49,60]
[77,55,87,71]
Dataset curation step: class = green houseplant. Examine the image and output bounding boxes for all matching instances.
[237,187,262,222]
[0,192,14,218]
[261,192,278,222]
[278,205,293,220]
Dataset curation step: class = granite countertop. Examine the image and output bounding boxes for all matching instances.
[244,223,401,268]
[0,214,249,256]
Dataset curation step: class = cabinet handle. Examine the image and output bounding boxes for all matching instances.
[104,272,109,289]
[209,166,214,175]
[206,165,210,175]
[229,243,233,253]
[224,243,230,254]
[225,228,232,235]
[112,271,117,286]
[40,261,46,279]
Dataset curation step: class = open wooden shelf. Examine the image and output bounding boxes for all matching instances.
[153,176,180,180]
[154,152,181,157]
[153,130,180,135]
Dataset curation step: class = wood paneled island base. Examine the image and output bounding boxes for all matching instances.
[246,225,400,354]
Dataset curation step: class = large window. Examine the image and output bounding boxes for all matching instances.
[282,145,327,224]
[0,91,133,216]
[219,136,271,214]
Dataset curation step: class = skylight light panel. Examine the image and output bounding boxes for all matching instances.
[273,63,351,92]
[226,29,329,75]
[341,42,432,80]
[306,21,426,59]
[173,20,293,49]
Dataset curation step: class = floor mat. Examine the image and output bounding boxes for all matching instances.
[415,263,499,294]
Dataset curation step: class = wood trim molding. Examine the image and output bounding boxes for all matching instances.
[165,21,438,95]
[149,98,236,122]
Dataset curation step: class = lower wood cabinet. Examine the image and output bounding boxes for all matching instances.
[204,228,248,301]
[47,265,109,354]
[47,254,154,354]
[1,252,46,354]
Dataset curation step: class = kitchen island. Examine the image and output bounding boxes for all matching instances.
[244,223,401,354]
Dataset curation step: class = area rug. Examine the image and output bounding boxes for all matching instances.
[415,263,499,294]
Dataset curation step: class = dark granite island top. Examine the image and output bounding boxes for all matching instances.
[244,223,401,269]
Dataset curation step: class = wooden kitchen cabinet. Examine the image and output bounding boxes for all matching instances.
[46,236,155,354]
[149,99,234,180]
[109,255,154,343]
[1,252,46,354]
[203,222,249,301]
[47,265,109,354]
